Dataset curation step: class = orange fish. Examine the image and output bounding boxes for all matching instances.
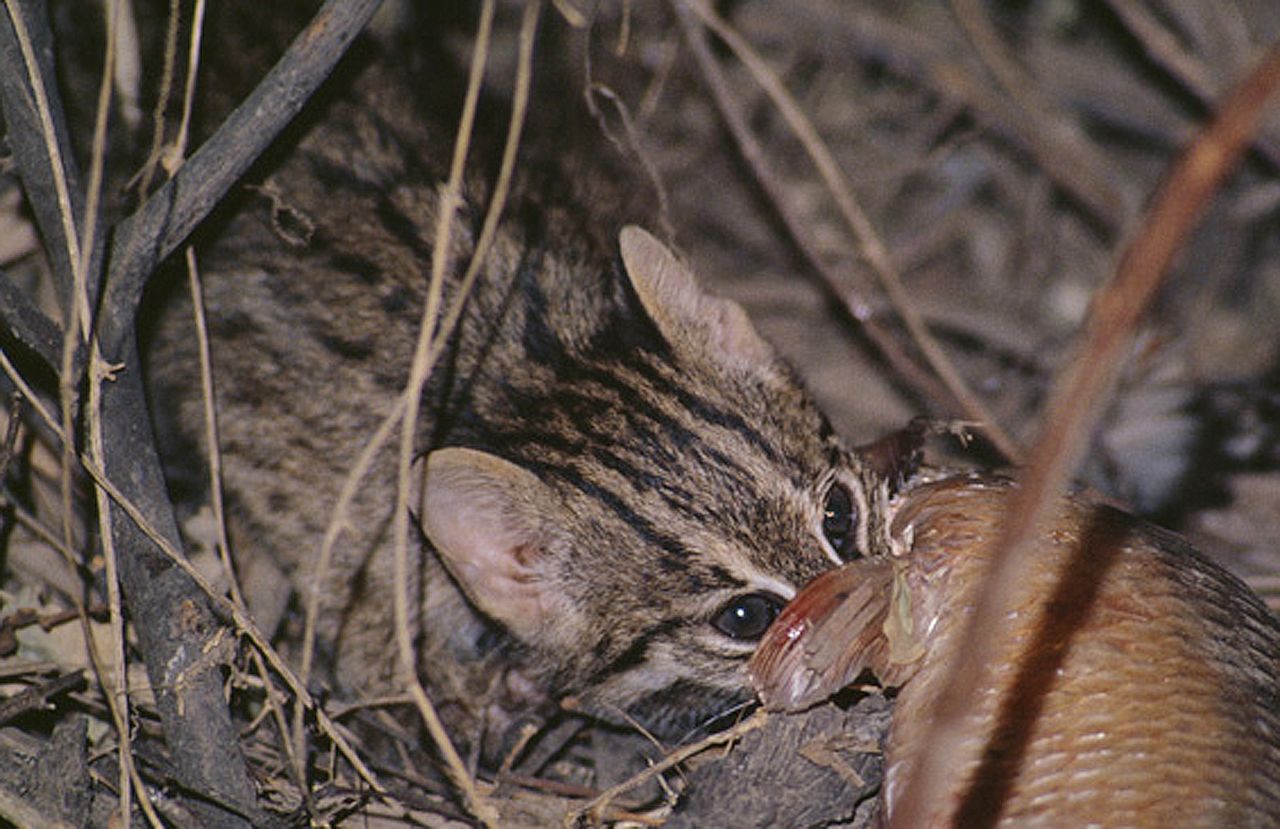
[750,475,1280,827]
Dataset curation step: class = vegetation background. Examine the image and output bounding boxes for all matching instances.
[0,0,1278,825]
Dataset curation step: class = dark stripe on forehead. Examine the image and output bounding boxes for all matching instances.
[551,356,769,482]
[500,408,759,552]
[591,446,683,499]
[524,458,691,562]
[588,389,756,494]
[548,387,761,519]
[628,358,785,467]
[502,362,759,498]
[589,447,724,532]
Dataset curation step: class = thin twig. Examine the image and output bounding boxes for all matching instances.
[101,0,386,345]
[887,39,1280,829]
[293,0,502,804]
[392,0,528,823]
[171,0,241,660]
[78,2,131,813]
[169,0,206,164]
[185,241,308,810]
[109,0,141,128]
[429,0,539,365]
[88,348,166,829]
[681,0,1022,462]
[81,3,142,821]
[0,0,90,334]
[300,0,537,817]
[1102,0,1280,171]
[563,709,768,827]
[136,0,182,199]
[671,1,959,426]
[77,0,118,316]
[176,30,226,597]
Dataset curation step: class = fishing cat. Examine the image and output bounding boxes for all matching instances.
[147,10,893,754]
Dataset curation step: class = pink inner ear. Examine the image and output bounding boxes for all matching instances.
[710,296,773,367]
[419,449,556,634]
[510,542,539,570]
[619,225,773,369]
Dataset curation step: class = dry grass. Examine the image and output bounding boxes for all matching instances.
[1,1,1279,826]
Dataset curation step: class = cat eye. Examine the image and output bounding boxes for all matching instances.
[711,592,784,640]
[822,481,859,560]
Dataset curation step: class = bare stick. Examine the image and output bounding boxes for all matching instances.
[671,2,959,427]
[392,0,535,823]
[135,0,182,199]
[887,41,1280,829]
[682,0,1021,462]
[100,0,386,344]
[88,349,166,829]
[563,710,768,827]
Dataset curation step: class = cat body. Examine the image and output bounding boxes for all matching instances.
[148,27,883,750]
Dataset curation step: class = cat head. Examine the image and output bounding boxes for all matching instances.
[417,227,888,736]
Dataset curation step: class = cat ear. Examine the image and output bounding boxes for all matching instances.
[417,448,577,647]
[619,225,774,369]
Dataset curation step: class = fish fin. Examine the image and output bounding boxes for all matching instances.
[749,557,900,710]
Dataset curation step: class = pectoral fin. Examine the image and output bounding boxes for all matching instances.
[749,557,906,710]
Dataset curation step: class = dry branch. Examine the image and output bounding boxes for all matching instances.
[0,0,385,825]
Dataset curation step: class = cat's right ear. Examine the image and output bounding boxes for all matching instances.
[619,225,774,370]
[416,448,582,650]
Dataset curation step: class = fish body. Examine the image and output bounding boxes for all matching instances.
[751,475,1280,827]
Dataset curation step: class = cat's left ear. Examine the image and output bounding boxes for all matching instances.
[619,225,774,369]
[414,447,584,653]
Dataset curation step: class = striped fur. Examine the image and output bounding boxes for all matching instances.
[148,30,892,751]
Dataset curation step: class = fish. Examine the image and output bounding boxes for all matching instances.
[749,474,1280,827]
